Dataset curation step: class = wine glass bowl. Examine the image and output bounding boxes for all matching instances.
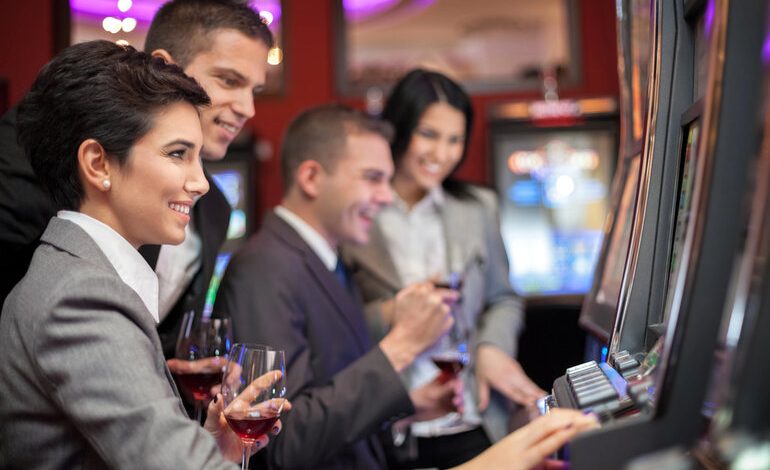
[222,343,287,470]
[431,345,470,384]
[174,312,232,420]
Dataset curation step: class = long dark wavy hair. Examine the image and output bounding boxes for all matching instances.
[381,68,476,199]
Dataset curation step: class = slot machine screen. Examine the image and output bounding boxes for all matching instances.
[583,155,641,336]
[492,128,616,297]
[662,120,700,326]
[201,160,253,316]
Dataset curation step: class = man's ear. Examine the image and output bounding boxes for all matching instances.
[150,49,176,65]
[295,160,326,200]
[77,139,113,194]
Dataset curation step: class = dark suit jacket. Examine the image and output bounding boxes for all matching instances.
[215,212,414,470]
[0,107,56,304]
[0,107,231,358]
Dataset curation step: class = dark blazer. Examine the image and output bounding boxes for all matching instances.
[0,107,231,356]
[146,171,231,359]
[0,217,235,469]
[215,212,414,470]
[0,107,56,303]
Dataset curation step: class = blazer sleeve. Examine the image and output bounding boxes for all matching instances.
[215,249,414,470]
[34,275,235,470]
[473,188,525,358]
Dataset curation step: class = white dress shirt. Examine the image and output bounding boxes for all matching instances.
[155,223,202,322]
[274,205,338,271]
[58,211,159,323]
[377,187,482,436]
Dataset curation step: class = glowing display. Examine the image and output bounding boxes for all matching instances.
[493,130,615,296]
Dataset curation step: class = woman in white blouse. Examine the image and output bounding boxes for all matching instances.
[344,69,546,469]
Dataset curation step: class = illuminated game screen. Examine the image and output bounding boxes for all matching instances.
[210,168,249,243]
[492,128,616,296]
[202,161,252,316]
[595,156,640,309]
[662,121,700,325]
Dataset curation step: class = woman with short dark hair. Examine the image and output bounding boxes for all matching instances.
[0,40,281,469]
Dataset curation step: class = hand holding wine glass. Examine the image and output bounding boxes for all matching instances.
[170,312,232,422]
[222,343,288,470]
[204,389,290,462]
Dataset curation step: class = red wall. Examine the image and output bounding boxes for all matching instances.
[251,0,618,213]
[0,1,55,106]
[0,0,618,217]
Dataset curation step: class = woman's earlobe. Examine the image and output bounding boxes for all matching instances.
[77,139,112,192]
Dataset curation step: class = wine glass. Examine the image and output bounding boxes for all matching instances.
[429,243,470,422]
[222,343,287,470]
[174,311,232,422]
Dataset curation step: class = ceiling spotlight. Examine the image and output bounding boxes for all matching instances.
[122,17,137,32]
[267,47,283,65]
[117,0,132,13]
[102,16,122,34]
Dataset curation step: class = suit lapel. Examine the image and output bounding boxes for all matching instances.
[264,214,372,351]
[342,223,402,291]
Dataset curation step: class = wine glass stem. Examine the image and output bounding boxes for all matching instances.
[241,442,252,470]
[194,401,204,424]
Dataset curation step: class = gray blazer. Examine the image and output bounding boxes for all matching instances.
[342,185,524,442]
[0,217,235,470]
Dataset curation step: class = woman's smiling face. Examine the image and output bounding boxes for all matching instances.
[395,101,466,194]
[106,102,209,248]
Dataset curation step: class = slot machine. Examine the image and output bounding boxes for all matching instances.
[539,0,767,467]
[628,4,770,467]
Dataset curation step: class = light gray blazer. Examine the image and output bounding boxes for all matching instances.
[0,217,235,470]
[342,185,524,442]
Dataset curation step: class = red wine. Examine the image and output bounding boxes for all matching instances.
[432,354,466,382]
[174,372,221,401]
[225,414,279,443]
[433,279,464,290]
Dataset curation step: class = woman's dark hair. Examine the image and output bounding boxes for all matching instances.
[16,40,211,211]
[381,68,475,199]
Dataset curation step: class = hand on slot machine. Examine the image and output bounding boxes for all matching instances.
[451,409,599,470]
[475,344,547,409]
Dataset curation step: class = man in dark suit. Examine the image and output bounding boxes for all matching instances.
[0,0,273,358]
[215,104,460,469]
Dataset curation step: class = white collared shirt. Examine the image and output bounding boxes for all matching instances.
[378,186,448,284]
[376,187,482,436]
[155,223,202,322]
[274,205,337,271]
[58,211,159,323]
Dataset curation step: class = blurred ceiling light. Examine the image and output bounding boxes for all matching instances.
[117,0,132,13]
[259,10,274,25]
[102,16,122,34]
[122,17,137,32]
[267,47,283,65]
[116,39,130,46]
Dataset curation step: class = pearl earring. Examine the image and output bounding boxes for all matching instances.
[102,179,111,190]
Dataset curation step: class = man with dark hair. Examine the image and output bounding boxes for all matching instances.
[0,0,272,359]
[215,104,460,470]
